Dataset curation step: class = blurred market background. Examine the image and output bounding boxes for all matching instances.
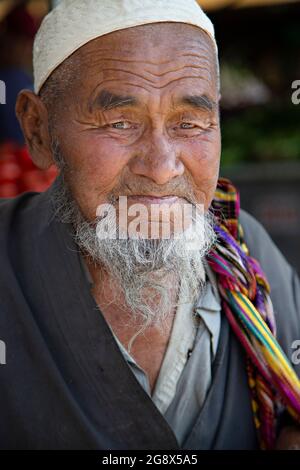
[0,0,299,271]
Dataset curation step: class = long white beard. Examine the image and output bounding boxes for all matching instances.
[51,172,217,352]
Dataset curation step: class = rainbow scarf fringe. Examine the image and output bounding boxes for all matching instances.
[209,178,300,449]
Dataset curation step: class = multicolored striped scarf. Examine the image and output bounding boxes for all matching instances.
[208,177,300,449]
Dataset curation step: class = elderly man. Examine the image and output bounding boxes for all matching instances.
[0,0,300,450]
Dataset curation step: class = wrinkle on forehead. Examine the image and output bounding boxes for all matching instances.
[102,22,216,54]
[73,22,218,82]
[40,22,219,120]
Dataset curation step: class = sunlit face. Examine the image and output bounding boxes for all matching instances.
[46,22,221,225]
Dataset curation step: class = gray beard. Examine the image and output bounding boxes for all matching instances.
[51,162,217,352]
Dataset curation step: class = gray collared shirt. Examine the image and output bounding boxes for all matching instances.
[80,255,221,446]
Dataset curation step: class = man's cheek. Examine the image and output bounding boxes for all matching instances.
[186,140,220,177]
[184,140,220,209]
[79,142,128,175]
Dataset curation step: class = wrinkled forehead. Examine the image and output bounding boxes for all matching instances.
[60,23,219,93]
[39,22,220,119]
[73,22,217,66]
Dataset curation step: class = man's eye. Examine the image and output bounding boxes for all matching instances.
[180,122,196,129]
[111,121,131,129]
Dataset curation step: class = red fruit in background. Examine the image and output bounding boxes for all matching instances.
[0,182,19,198]
[17,146,36,171]
[0,142,58,197]
[0,161,22,181]
[22,169,49,192]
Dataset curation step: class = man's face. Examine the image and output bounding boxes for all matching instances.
[48,22,221,223]
[19,22,220,337]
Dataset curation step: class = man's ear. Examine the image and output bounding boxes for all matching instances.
[15,90,54,170]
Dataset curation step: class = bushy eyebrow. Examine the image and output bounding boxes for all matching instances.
[89,89,138,112]
[176,94,216,112]
[89,89,216,113]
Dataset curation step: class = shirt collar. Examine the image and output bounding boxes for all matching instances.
[194,260,221,357]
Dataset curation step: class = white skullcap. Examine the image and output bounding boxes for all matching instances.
[33,0,218,94]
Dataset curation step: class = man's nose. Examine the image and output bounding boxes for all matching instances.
[128,131,185,185]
